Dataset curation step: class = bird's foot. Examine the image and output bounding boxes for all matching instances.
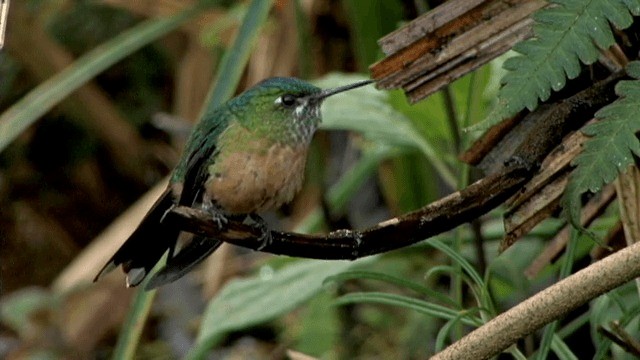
[202,199,228,229]
[211,211,229,230]
[243,214,272,250]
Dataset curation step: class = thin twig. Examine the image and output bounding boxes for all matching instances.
[598,326,633,354]
[609,320,640,357]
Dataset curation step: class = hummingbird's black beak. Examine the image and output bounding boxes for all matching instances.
[310,79,374,102]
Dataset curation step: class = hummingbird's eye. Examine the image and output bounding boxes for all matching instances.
[280,94,296,107]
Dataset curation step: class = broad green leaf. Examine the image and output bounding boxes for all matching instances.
[188,259,371,359]
[293,291,339,357]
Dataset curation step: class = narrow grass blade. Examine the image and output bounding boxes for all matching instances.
[112,288,157,360]
[202,0,273,112]
[0,4,203,152]
[335,292,483,327]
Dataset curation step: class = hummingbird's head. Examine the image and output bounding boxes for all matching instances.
[234,77,372,145]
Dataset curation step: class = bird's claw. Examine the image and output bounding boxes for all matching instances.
[257,231,273,251]
[244,214,272,250]
[211,211,229,229]
[202,199,228,229]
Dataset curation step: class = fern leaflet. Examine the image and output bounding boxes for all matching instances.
[564,61,640,228]
[479,0,640,129]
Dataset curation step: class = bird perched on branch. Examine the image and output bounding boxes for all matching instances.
[95,77,372,289]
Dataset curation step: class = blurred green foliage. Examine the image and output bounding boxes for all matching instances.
[0,1,636,359]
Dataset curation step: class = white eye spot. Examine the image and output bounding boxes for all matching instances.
[274,97,282,105]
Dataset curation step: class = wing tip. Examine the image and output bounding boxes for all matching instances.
[93,262,150,288]
[93,261,117,283]
[125,267,148,288]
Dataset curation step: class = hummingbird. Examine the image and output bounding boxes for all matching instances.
[94,77,373,289]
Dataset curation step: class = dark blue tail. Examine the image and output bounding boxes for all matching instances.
[95,188,222,289]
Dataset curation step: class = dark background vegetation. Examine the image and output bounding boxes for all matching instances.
[1,0,637,359]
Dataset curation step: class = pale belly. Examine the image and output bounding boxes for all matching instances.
[204,144,308,214]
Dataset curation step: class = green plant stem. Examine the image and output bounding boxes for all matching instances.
[537,229,578,359]
[460,70,488,276]
[441,86,461,153]
[112,288,157,360]
[293,0,313,78]
[442,82,464,341]
[463,71,484,131]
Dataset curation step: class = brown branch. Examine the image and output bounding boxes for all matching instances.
[162,163,531,259]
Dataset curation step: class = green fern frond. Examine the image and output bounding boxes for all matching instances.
[563,61,640,229]
[479,0,640,129]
